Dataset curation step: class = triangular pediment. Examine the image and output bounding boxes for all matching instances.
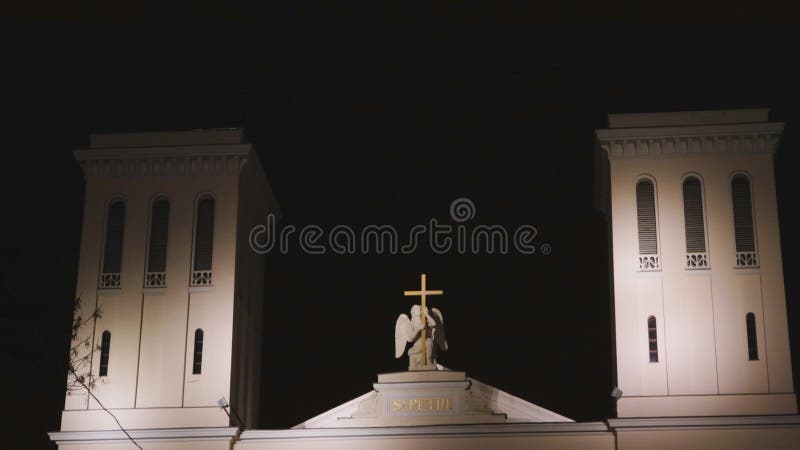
[294,371,572,429]
[467,377,573,423]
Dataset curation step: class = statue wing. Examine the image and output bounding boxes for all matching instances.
[430,308,448,351]
[431,307,444,324]
[395,314,413,358]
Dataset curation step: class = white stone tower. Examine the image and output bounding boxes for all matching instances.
[54,129,278,446]
[596,109,796,417]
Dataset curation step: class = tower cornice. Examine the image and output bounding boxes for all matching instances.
[73,144,253,178]
[596,122,784,160]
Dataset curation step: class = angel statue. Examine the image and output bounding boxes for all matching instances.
[395,304,447,370]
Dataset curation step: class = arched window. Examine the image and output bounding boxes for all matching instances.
[145,198,170,287]
[636,179,660,270]
[746,313,758,360]
[193,329,204,374]
[100,199,125,288]
[647,316,658,363]
[191,196,215,286]
[99,330,111,377]
[732,174,757,267]
[683,176,708,269]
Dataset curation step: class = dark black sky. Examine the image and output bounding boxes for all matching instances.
[2,9,800,449]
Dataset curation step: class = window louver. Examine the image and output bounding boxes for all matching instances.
[102,201,126,274]
[746,312,758,360]
[683,177,706,253]
[636,180,658,255]
[99,330,111,377]
[193,197,215,271]
[647,316,658,363]
[147,199,170,273]
[732,175,755,252]
[193,328,204,374]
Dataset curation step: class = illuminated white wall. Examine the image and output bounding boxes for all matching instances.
[61,129,277,432]
[597,109,796,417]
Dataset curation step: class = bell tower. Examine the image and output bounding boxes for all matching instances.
[596,109,796,417]
[52,129,278,448]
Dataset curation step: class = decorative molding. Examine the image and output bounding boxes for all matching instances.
[686,252,709,269]
[191,270,213,286]
[639,255,660,271]
[736,251,759,268]
[99,272,121,289]
[608,415,800,430]
[48,427,240,444]
[244,422,610,441]
[372,381,469,391]
[597,123,784,160]
[74,144,252,178]
[144,271,166,288]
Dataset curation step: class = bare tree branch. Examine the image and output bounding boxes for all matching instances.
[67,296,141,449]
[67,366,142,449]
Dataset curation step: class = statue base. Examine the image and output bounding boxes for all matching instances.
[336,369,507,427]
[408,363,438,372]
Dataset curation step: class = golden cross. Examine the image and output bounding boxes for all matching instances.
[403,273,444,366]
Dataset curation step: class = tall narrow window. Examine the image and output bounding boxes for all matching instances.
[636,179,660,270]
[100,200,125,288]
[145,198,170,288]
[193,329,204,374]
[746,313,759,360]
[647,316,658,363]
[191,196,215,286]
[99,330,111,376]
[732,174,757,267]
[683,177,708,269]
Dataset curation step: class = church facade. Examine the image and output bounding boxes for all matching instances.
[50,110,800,449]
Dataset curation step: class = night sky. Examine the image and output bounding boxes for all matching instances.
[2,9,800,449]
